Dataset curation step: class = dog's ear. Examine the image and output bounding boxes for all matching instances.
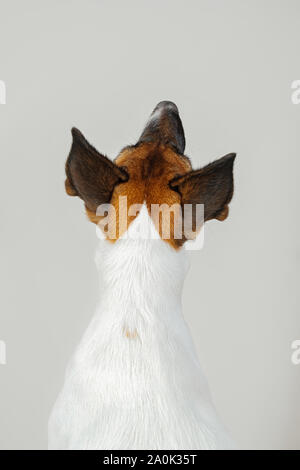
[169,153,236,223]
[65,128,129,211]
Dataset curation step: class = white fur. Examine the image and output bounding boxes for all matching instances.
[48,206,235,449]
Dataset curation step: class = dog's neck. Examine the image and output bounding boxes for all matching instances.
[95,205,190,324]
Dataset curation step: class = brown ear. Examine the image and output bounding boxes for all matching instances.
[169,153,236,222]
[65,128,129,211]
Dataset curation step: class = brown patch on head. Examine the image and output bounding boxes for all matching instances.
[110,142,191,248]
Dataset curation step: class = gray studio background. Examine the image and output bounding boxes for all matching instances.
[0,0,299,450]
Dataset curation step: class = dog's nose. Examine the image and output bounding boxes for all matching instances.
[138,100,185,154]
[152,101,179,114]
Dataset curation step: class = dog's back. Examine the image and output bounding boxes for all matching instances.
[49,102,236,449]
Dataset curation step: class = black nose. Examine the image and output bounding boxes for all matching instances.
[137,101,185,154]
[152,101,179,114]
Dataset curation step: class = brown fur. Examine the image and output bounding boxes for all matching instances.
[110,143,191,248]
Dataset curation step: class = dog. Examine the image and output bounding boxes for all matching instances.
[48,101,236,449]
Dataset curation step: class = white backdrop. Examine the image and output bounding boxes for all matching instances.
[0,0,299,449]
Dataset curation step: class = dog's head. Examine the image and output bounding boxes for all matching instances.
[65,101,235,249]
